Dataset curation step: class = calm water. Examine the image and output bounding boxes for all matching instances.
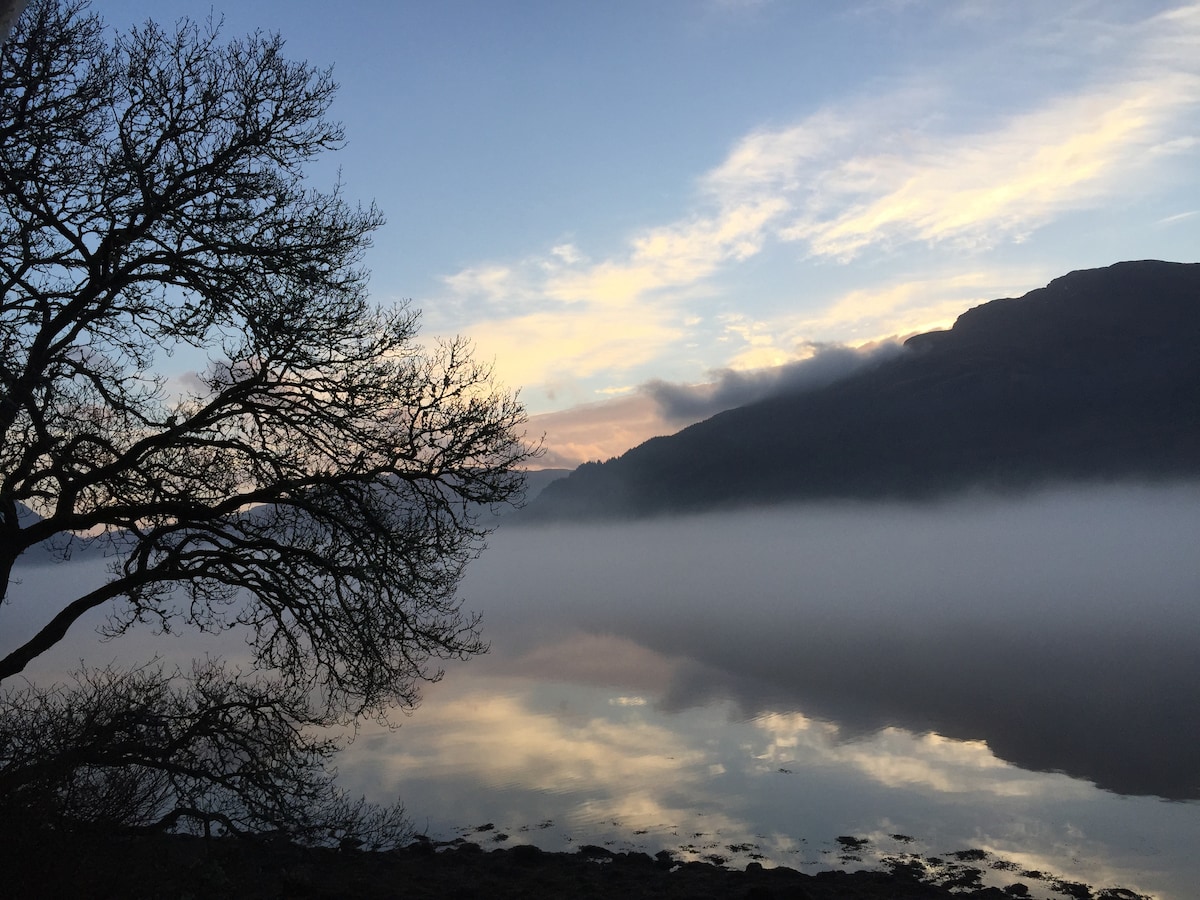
[9,484,1200,897]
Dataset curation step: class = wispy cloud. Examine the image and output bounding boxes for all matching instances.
[706,267,1050,376]
[525,267,1048,466]
[1156,209,1199,226]
[776,75,1200,260]
[452,306,682,405]
[437,199,785,405]
[528,394,666,467]
[783,269,1047,340]
[710,4,1200,261]
[528,337,905,467]
[437,2,1199,416]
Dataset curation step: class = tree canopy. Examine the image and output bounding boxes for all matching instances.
[0,0,534,717]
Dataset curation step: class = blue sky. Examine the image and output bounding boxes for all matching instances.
[101,0,1200,466]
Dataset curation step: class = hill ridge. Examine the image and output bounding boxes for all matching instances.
[524,260,1200,521]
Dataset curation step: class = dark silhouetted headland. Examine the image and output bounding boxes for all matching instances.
[523,260,1200,520]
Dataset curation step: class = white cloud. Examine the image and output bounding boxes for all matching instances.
[434,2,1200,411]
[442,264,519,307]
[702,267,1049,377]
[703,4,1200,262]
[522,267,1043,465]
[786,268,1047,340]
[452,305,682,407]
[778,74,1200,260]
[1156,209,1199,226]
[541,198,788,309]
[437,199,786,405]
[549,242,585,265]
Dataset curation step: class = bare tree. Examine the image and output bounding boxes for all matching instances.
[0,0,535,724]
[0,659,414,847]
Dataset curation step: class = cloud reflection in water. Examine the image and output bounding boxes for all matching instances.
[482,483,1200,800]
[347,482,1200,895]
[7,483,1200,896]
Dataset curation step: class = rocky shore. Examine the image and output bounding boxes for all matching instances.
[6,828,1149,899]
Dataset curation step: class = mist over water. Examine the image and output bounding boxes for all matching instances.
[467,482,1200,799]
[7,481,1200,895]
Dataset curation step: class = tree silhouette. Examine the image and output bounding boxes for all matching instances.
[0,660,413,846]
[0,0,534,837]
[0,0,533,705]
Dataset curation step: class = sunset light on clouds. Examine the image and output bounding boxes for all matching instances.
[104,0,1200,465]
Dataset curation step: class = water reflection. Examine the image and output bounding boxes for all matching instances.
[486,484,1200,801]
[7,484,1200,896]
[339,661,1196,897]
[349,483,1200,896]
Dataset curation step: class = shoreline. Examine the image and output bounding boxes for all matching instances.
[6,827,1150,899]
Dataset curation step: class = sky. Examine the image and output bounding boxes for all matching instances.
[97,0,1200,467]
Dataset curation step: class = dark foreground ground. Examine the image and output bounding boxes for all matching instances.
[4,829,1153,900]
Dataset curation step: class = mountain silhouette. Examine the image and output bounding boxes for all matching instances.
[525,260,1200,520]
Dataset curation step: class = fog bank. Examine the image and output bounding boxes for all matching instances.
[465,482,1200,798]
[8,482,1199,799]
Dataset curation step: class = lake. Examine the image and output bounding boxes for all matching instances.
[8,483,1200,897]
